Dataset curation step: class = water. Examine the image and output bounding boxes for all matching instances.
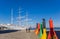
[30,27,60,31]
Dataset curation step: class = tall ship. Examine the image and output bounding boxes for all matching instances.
[0,8,32,30]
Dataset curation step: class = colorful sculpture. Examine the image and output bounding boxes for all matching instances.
[34,18,58,39]
[41,18,47,39]
[38,24,43,38]
[48,18,58,39]
[35,23,40,35]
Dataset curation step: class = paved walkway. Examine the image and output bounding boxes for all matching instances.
[0,30,39,39]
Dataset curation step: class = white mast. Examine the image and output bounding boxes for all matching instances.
[25,12,28,26]
[11,8,13,25]
[17,8,25,26]
[25,12,32,28]
[18,8,21,26]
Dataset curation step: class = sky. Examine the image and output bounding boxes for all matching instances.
[0,0,60,27]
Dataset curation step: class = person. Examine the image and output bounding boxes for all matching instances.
[29,26,31,32]
[29,27,30,32]
[26,28,27,32]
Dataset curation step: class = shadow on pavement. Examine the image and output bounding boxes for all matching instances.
[0,30,19,34]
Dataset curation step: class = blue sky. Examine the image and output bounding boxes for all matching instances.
[0,0,60,27]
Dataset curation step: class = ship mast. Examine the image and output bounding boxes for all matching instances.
[11,8,13,25]
[25,12,28,26]
[17,8,25,26]
[18,8,21,26]
[25,12,32,27]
